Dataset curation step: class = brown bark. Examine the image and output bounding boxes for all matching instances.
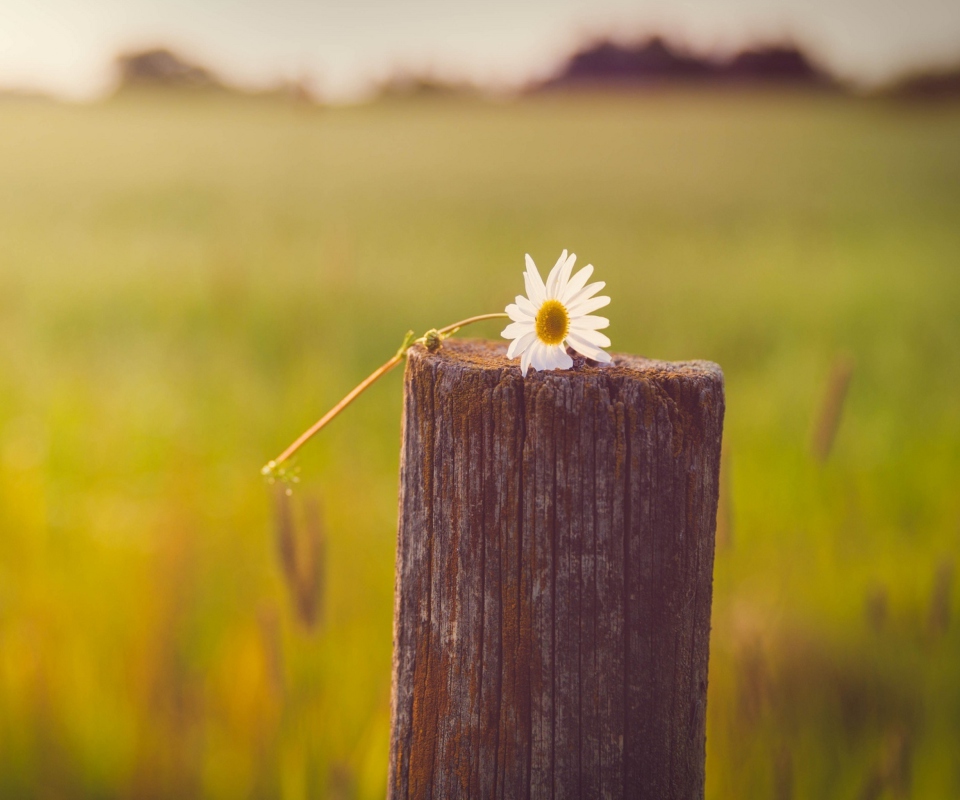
[389,339,724,800]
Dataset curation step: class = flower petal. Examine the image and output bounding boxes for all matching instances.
[570,328,611,348]
[568,294,611,317]
[566,331,612,363]
[529,341,550,373]
[520,344,534,376]
[565,280,605,309]
[523,272,543,307]
[560,263,593,304]
[550,346,574,371]
[515,294,538,318]
[501,321,533,339]
[507,330,536,359]
[546,250,575,300]
[555,252,576,299]
[544,249,567,299]
[538,344,559,370]
[569,314,610,331]
[539,342,557,371]
[524,254,546,305]
[505,303,529,323]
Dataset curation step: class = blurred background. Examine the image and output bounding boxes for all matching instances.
[1,0,959,797]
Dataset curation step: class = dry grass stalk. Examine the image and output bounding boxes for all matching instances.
[865,584,888,632]
[859,728,912,800]
[928,557,954,638]
[811,354,855,463]
[273,488,326,630]
[328,762,356,800]
[737,640,770,726]
[774,745,793,800]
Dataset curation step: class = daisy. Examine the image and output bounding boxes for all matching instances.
[502,250,612,377]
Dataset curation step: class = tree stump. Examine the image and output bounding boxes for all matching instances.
[389,339,724,800]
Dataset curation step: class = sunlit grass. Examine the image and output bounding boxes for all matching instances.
[0,90,958,797]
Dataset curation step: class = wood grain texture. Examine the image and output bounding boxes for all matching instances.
[389,339,724,800]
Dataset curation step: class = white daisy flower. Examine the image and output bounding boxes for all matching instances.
[502,250,612,377]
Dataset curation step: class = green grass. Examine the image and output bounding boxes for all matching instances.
[0,89,958,798]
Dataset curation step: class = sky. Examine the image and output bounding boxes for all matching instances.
[1,0,959,100]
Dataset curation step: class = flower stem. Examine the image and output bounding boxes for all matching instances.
[262,312,508,475]
[436,312,510,336]
[263,351,404,474]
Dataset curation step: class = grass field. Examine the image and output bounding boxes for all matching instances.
[0,89,958,798]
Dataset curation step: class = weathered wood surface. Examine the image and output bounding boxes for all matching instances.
[389,339,724,800]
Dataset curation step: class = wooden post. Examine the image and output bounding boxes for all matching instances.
[389,339,724,800]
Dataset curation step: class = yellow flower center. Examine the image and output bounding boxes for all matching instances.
[535,299,570,346]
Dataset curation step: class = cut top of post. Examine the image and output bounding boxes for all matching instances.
[408,338,723,407]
